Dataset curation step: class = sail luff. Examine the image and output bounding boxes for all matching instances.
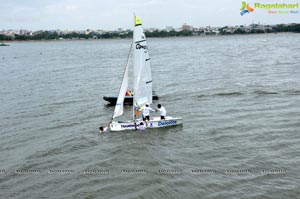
[112,43,132,119]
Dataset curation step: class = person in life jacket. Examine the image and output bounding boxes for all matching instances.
[134,105,141,118]
[125,90,131,96]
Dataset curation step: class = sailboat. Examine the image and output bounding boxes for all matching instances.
[109,15,182,131]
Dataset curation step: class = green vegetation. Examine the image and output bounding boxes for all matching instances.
[233,28,247,34]
[273,24,300,32]
[0,23,299,41]
[0,30,193,41]
[218,23,300,35]
[0,34,12,41]
[0,31,133,41]
[145,30,192,37]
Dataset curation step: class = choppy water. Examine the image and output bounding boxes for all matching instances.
[1,34,300,198]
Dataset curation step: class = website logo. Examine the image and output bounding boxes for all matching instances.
[240,1,254,15]
[240,1,299,15]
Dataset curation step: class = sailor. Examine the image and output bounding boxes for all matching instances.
[142,102,155,121]
[138,122,145,130]
[125,90,131,96]
[99,126,108,133]
[99,121,110,133]
[157,104,166,120]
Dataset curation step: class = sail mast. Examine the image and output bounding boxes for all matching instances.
[132,14,136,121]
[132,14,143,121]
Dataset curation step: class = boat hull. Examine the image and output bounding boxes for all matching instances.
[110,116,183,131]
[103,95,159,105]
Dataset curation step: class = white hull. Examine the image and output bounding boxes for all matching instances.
[110,116,183,132]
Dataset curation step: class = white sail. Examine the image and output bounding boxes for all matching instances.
[133,16,153,107]
[112,46,131,119]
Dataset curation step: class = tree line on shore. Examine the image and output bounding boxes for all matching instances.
[0,30,194,41]
[220,23,300,35]
[1,24,299,41]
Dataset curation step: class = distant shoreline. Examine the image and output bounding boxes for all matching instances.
[2,32,298,43]
[1,23,299,42]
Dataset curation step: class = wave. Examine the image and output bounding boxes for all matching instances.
[197,91,243,98]
[255,89,300,95]
[214,92,243,96]
[47,99,83,107]
[197,89,300,98]
[254,90,279,95]
[283,90,300,95]
[42,122,81,131]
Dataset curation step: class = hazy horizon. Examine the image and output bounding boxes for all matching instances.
[1,0,299,30]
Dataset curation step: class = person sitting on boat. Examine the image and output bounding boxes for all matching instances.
[157,104,166,120]
[125,90,134,96]
[125,90,131,96]
[138,122,145,130]
[142,102,155,121]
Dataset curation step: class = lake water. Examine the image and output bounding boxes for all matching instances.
[1,34,300,198]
